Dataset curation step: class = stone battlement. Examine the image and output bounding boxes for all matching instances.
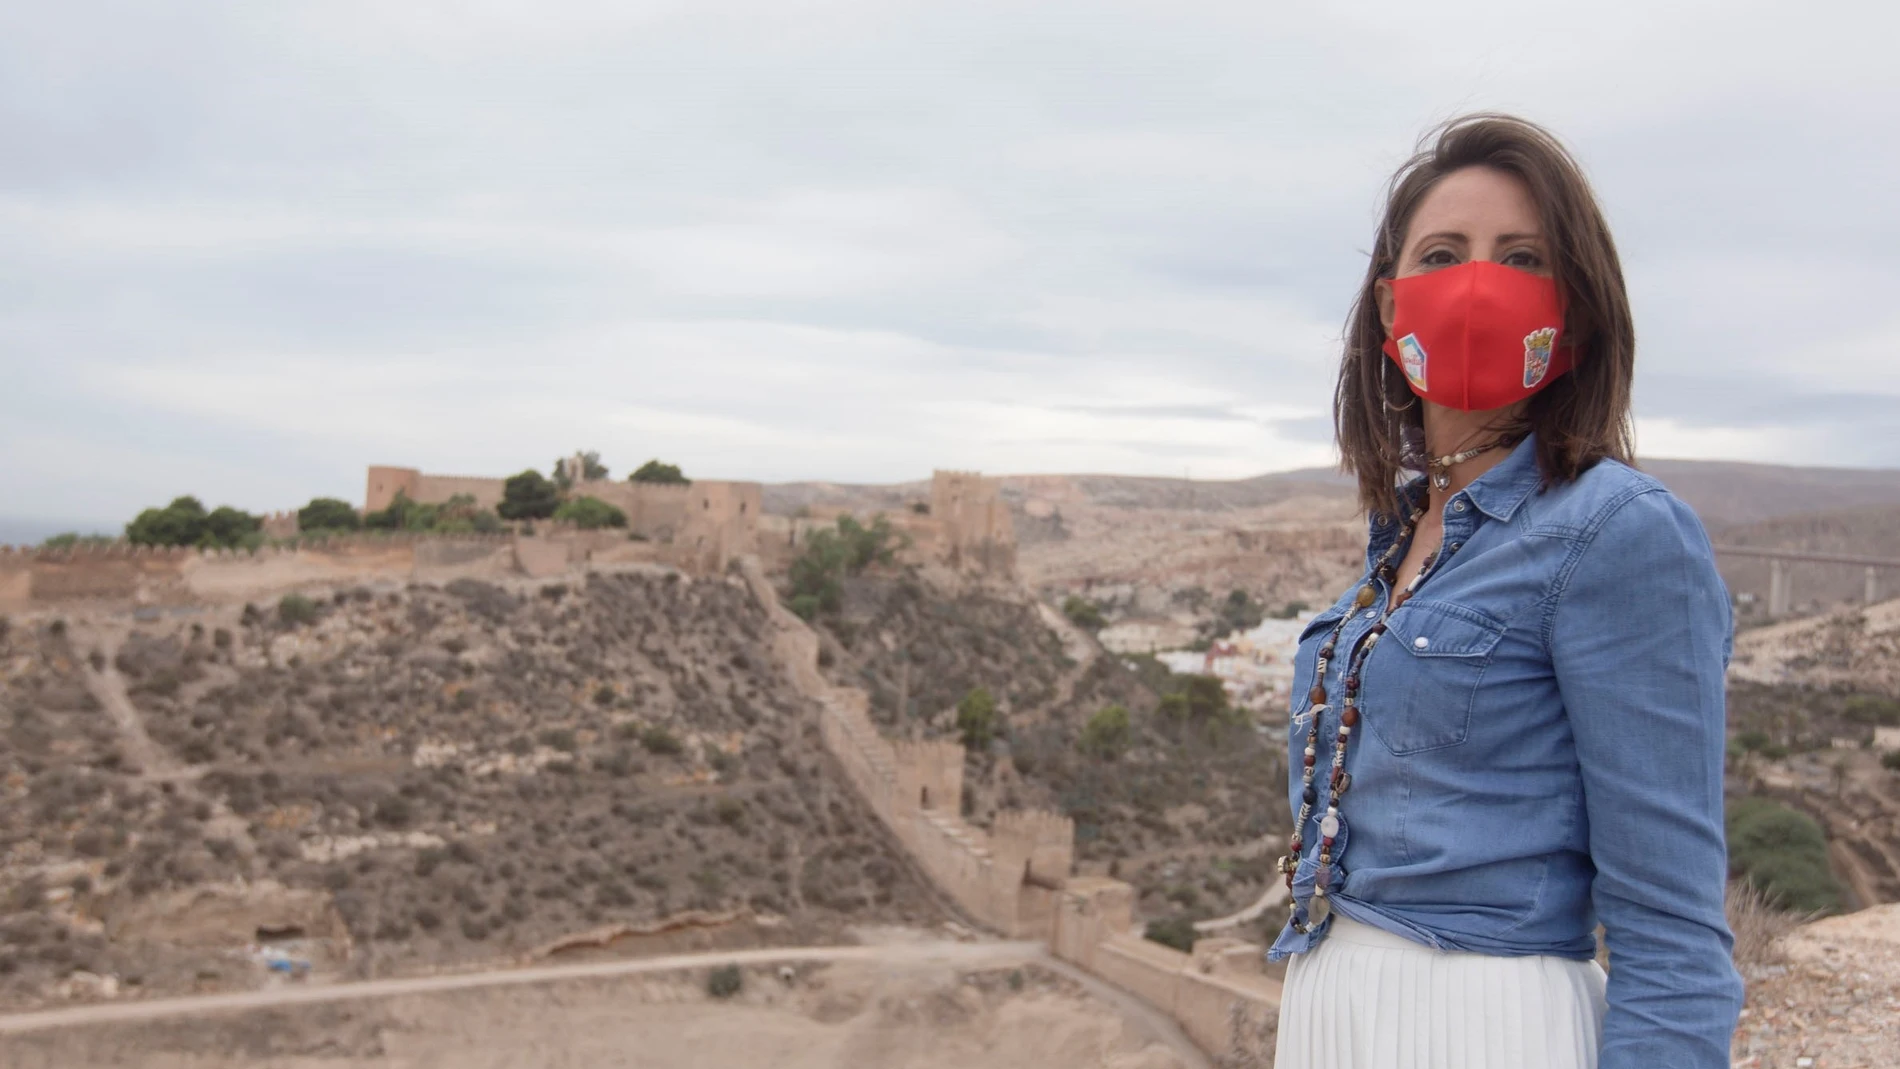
[742,547,1275,1061]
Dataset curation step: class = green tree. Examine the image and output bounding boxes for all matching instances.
[363,492,427,531]
[1726,796,1843,914]
[553,496,628,529]
[40,532,114,549]
[126,496,208,547]
[498,470,561,520]
[784,515,901,620]
[629,459,689,485]
[1078,704,1132,760]
[126,496,260,549]
[1062,595,1106,631]
[1159,674,1233,723]
[204,506,261,547]
[298,497,361,532]
[956,687,999,750]
[1215,588,1265,634]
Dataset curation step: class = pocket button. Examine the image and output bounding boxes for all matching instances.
[1413,636,1429,649]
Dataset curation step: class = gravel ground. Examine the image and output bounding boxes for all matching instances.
[1732,904,1900,1068]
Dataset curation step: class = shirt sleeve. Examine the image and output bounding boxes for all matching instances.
[1549,485,1744,1069]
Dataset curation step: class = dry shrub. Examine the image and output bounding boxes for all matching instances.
[1728,878,1802,970]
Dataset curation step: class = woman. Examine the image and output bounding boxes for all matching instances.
[1268,114,1743,1069]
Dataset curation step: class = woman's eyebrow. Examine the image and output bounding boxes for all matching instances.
[1412,231,1468,245]
[1496,231,1544,243]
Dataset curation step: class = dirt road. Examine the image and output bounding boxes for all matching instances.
[0,939,1212,1069]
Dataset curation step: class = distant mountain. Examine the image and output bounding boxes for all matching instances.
[1639,459,1900,531]
[763,457,1900,530]
[0,516,116,548]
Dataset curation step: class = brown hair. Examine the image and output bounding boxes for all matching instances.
[1335,113,1636,518]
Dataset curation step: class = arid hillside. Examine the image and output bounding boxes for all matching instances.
[0,572,950,1009]
[802,572,1288,930]
[766,458,1900,641]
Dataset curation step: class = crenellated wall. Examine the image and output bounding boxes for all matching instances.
[814,688,1072,939]
[0,531,703,614]
[931,469,1017,576]
[737,548,1277,1061]
[362,465,761,572]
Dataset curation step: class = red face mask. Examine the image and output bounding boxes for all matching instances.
[1380,260,1570,411]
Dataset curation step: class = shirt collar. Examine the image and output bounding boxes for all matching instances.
[1460,431,1544,522]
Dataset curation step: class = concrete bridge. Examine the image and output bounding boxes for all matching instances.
[1711,546,1900,616]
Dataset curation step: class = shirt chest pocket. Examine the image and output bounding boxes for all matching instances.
[1360,600,1507,755]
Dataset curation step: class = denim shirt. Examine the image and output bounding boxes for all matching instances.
[1267,433,1744,1069]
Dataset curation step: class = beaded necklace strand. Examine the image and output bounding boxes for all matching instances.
[1278,502,1460,932]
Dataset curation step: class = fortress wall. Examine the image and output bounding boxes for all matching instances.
[412,539,517,582]
[24,546,194,606]
[512,538,570,579]
[364,467,422,513]
[413,474,507,512]
[892,739,964,815]
[1051,878,1280,1059]
[0,554,28,614]
[931,470,1017,576]
[679,481,763,574]
[904,809,1004,928]
[757,547,1278,1059]
[184,539,423,600]
[1172,965,1281,1057]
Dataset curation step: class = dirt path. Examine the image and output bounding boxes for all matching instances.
[0,941,1035,1036]
[69,622,255,853]
[71,623,188,782]
[0,939,1211,1068]
[1036,600,1099,712]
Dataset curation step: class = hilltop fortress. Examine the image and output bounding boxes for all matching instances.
[0,465,1017,615]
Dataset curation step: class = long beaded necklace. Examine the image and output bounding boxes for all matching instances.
[1278,502,1453,932]
[1277,435,1519,932]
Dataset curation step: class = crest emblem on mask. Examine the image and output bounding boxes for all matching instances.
[1396,333,1428,390]
[1522,327,1557,388]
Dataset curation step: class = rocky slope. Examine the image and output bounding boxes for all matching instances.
[1733,902,1900,1067]
[805,572,1290,927]
[0,571,949,1009]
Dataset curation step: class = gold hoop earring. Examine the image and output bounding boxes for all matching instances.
[1381,355,1417,413]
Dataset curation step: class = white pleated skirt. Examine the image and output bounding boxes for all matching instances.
[1275,915,1608,1069]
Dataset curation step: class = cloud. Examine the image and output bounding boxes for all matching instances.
[1,0,1894,524]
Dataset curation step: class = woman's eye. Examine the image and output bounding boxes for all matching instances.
[1419,248,1457,267]
[1502,249,1544,269]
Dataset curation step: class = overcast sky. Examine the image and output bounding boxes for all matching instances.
[3,0,1895,530]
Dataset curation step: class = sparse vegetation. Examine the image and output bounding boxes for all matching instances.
[553,496,628,530]
[629,460,689,485]
[126,496,263,550]
[498,470,561,521]
[1727,795,1843,915]
[39,532,115,549]
[639,726,684,756]
[1061,596,1106,631]
[706,963,743,998]
[0,571,943,1008]
[556,450,609,487]
[364,492,503,534]
[297,497,361,533]
[278,593,319,627]
[956,687,999,749]
[1142,914,1200,953]
[1077,704,1131,760]
[786,515,900,620]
